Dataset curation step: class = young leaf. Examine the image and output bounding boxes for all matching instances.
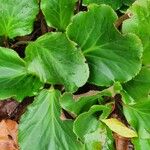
[123,67,150,101]
[0,0,39,38]
[67,4,143,87]
[0,47,42,101]
[123,99,150,139]
[41,0,76,31]
[73,105,112,140]
[83,0,122,10]
[122,0,150,64]
[60,83,119,116]
[84,125,115,150]
[101,118,138,138]
[19,89,83,150]
[25,32,89,92]
[60,91,102,117]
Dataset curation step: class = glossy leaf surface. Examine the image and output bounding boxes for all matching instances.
[19,89,83,150]
[123,67,150,101]
[25,32,89,92]
[83,0,122,10]
[0,47,42,101]
[67,4,143,86]
[41,0,76,31]
[123,99,150,139]
[122,0,150,64]
[73,105,112,140]
[0,0,38,38]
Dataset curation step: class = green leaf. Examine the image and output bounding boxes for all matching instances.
[73,105,112,141]
[85,140,102,150]
[0,0,39,39]
[60,91,103,117]
[123,67,150,101]
[121,90,139,105]
[101,118,138,138]
[25,32,89,92]
[122,0,150,64]
[123,99,150,139]
[41,0,76,31]
[60,83,121,116]
[19,89,83,150]
[132,138,150,150]
[123,0,136,6]
[84,125,115,150]
[0,47,42,101]
[83,0,122,10]
[67,4,143,87]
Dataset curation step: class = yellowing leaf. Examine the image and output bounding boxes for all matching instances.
[101,118,138,138]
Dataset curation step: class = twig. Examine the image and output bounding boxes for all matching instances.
[39,11,48,34]
[115,13,132,29]
[114,133,131,150]
[73,90,99,100]
[3,36,9,48]
[111,95,134,150]
[11,41,29,48]
[29,28,41,40]
[75,0,83,13]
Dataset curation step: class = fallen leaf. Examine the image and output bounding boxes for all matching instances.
[0,119,18,150]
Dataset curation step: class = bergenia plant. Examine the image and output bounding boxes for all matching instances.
[0,0,150,149]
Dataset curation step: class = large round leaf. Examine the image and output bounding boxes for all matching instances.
[0,0,39,38]
[67,4,143,86]
[83,0,122,10]
[122,0,150,64]
[25,32,89,92]
[0,47,42,101]
[41,0,76,31]
[19,89,83,150]
[83,0,135,10]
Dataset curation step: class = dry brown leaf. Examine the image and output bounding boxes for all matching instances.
[0,119,18,150]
